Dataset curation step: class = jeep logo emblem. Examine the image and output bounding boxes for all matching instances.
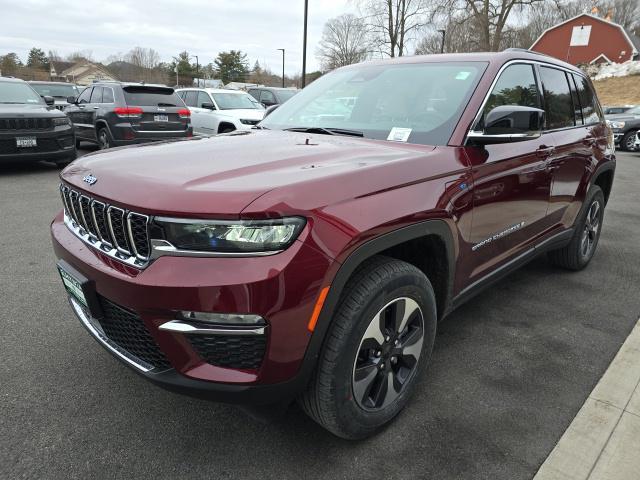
[83,174,98,186]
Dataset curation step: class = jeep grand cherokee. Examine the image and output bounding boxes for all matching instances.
[51,50,615,439]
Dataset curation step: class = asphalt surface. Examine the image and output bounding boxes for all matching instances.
[1,148,639,480]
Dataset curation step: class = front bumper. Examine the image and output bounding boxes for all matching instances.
[51,211,333,404]
[0,127,75,162]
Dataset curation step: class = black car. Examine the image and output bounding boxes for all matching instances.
[28,81,80,111]
[606,105,640,151]
[0,77,76,166]
[65,82,193,149]
[247,87,299,108]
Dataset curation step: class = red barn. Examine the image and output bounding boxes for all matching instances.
[531,13,640,65]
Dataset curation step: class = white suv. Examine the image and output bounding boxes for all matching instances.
[176,88,265,135]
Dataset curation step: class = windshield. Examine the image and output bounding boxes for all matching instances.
[0,82,44,104]
[261,62,486,146]
[626,106,640,115]
[30,83,78,98]
[277,90,298,102]
[212,93,260,110]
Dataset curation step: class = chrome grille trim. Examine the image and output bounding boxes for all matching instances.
[107,206,131,255]
[60,184,150,269]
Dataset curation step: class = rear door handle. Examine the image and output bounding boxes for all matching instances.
[93,106,99,110]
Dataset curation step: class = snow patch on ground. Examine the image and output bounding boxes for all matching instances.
[588,61,640,80]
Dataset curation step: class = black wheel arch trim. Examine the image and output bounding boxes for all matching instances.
[295,219,456,392]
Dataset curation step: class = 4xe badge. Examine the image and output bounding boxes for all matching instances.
[82,174,97,186]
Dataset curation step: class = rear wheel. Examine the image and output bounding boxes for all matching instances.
[300,256,437,439]
[97,127,112,150]
[548,185,605,270]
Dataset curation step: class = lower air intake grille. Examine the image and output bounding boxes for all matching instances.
[188,334,266,370]
[97,296,170,370]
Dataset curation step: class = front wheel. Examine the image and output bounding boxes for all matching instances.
[548,185,605,270]
[621,131,637,151]
[299,256,437,439]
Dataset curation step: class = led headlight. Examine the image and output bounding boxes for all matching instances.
[53,116,71,126]
[153,216,306,253]
[608,121,625,129]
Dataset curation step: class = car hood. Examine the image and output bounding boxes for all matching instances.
[217,109,265,121]
[61,130,440,217]
[0,103,63,117]
[606,113,638,121]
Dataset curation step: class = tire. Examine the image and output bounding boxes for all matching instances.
[621,131,637,151]
[548,185,605,271]
[299,255,437,439]
[75,139,82,149]
[219,124,235,134]
[97,127,112,150]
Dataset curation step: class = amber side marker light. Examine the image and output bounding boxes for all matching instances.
[307,286,330,332]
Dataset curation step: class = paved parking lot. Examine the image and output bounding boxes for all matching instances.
[1,149,639,480]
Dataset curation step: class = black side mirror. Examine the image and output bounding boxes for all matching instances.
[468,105,545,145]
[263,104,280,118]
[66,96,77,104]
[201,102,216,110]
[43,95,55,107]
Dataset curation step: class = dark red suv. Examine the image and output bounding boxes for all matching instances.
[51,50,615,439]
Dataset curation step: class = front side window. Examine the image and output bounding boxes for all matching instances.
[102,87,114,104]
[0,81,44,104]
[260,90,276,104]
[77,87,92,104]
[475,63,541,130]
[540,67,574,129]
[90,86,103,103]
[261,61,486,146]
[197,91,212,108]
[212,93,260,110]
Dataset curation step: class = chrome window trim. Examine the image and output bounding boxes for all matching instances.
[465,58,594,143]
[158,320,266,336]
[126,212,150,261]
[107,206,131,255]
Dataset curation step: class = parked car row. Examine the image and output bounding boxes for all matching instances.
[604,105,640,151]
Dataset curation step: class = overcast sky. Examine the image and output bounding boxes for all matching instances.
[0,0,356,76]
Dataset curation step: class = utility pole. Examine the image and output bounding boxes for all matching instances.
[191,55,200,87]
[438,30,446,54]
[277,49,285,88]
[302,0,308,88]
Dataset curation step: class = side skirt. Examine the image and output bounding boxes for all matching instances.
[449,228,574,312]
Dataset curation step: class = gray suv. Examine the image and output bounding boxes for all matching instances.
[65,82,193,149]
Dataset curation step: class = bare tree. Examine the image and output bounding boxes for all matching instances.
[126,47,161,71]
[357,0,432,57]
[317,14,371,70]
[607,0,640,30]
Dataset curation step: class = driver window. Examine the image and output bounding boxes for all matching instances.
[476,64,540,130]
[197,91,212,108]
[77,87,92,104]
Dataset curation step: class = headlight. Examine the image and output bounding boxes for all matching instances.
[53,117,71,127]
[608,121,625,129]
[240,119,255,125]
[153,216,306,253]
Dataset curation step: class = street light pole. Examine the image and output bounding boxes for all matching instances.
[277,49,285,88]
[438,30,446,54]
[192,55,200,87]
[302,0,308,88]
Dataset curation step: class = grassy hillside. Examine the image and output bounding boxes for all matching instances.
[593,75,640,106]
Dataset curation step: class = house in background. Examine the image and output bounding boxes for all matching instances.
[531,13,640,65]
[50,60,118,85]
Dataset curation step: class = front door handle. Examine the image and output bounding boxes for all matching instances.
[93,106,99,110]
[536,145,555,159]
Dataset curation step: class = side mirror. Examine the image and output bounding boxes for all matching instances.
[66,96,77,104]
[43,95,55,107]
[468,105,545,145]
[201,102,216,110]
[261,100,275,108]
[263,104,279,118]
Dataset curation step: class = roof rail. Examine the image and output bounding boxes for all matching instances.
[503,48,554,59]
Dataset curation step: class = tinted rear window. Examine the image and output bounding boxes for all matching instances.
[123,87,181,107]
[539,67,574,130]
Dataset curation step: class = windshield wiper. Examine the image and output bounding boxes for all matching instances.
[284,126,364,137]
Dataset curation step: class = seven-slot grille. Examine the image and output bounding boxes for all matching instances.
[60,184,151,266]
[0,117,52,130]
